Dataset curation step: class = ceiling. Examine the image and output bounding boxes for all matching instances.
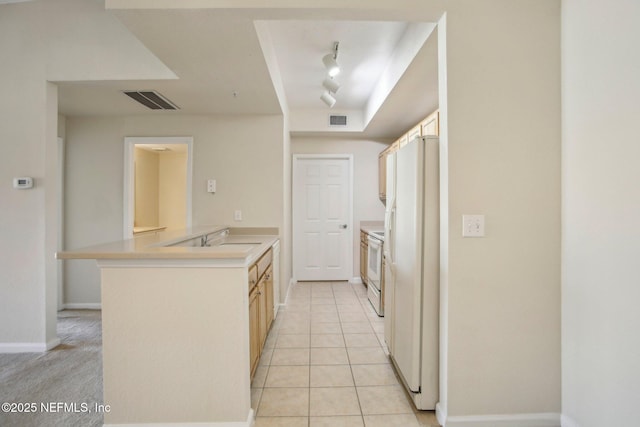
[265,20,408,110]
[56,7,439,139]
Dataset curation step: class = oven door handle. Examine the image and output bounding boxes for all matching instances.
[367,235,381,247]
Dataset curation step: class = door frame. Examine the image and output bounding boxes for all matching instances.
[57,137,64,311]
[292,154,354,282]
[123,136,193,239]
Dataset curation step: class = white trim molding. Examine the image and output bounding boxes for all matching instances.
[63,303,102,310]
[0,338,61,353]
[561,414,580,427]
[349,276,363,285]
[282,277,296,306]
[103,423,249,427]
[446,412,561,427]
[104,409,254,427]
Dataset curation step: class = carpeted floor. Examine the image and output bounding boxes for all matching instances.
[0,310,103,427]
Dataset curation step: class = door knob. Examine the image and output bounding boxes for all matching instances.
[339,224,348,229]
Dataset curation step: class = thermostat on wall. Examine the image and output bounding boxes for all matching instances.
[13,177,33,189]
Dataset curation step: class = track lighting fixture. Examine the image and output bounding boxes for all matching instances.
[320,41,341,107]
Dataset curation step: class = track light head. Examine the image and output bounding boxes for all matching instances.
[322,77,341,94]
[320,91,336,108]
[322,54,340,77]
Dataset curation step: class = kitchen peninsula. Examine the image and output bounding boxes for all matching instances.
[57,226,279,427]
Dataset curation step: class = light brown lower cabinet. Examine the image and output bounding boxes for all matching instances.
[248,282,260,377]
[258,280,267,349]
[249,248,275,380]
[265,265,274,329]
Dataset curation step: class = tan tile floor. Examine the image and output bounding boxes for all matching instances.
[252,281,440,427]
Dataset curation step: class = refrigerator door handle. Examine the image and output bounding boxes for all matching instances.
[388,203,396,266]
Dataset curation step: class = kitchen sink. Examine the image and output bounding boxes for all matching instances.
[216,244,256,252]
[219,242,261,245]
[169,238,200,247]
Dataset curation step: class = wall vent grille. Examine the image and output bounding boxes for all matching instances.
[329,115,347,126]
[123,90,180,110]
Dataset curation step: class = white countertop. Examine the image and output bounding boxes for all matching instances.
[56,226,278,264]
[361,224,385,241]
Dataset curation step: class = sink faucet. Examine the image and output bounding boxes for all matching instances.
[200,235,210,247]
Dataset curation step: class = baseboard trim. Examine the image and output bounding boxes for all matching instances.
[47,337,61,350]
[446,412,561,427]
[104,409,255,427]
[63,303,102,310]
[0,337,61,353]
[349,276,363,284]
[561,414,580,427]
[282,278,296,306]
[104,423,249,427]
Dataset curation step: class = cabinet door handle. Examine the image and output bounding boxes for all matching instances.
[339,224,347,229]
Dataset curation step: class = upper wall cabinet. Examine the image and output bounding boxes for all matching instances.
[407,124,421,142]
[378,151,387,203]
[378,109,439,204]
[397,134,409,149]
[421,110,440,136]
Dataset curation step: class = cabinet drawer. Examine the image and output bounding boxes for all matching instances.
[248,264,258,292]
[257,248,273,280]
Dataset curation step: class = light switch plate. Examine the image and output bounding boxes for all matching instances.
[234,210,242,221]
[462,214,485,237]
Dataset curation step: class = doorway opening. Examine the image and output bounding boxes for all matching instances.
[123,136,193,238]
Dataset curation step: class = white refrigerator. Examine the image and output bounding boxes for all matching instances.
[383,135,439,410]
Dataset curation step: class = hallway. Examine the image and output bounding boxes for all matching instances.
[252,281,440,427]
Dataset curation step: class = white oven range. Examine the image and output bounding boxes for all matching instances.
[366,232,384,316]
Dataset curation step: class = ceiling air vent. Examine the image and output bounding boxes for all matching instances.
[329,115,347,126]
[123,90,179,110]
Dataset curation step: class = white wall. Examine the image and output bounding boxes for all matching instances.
[561,1,640,426]
[0,3,53,349]
[292,137,387,278]
[64,114,284,306]
[443,0,561,420]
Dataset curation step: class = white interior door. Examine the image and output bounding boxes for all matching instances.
[293,155,353,281]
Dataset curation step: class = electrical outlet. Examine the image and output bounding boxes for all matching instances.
[234,210,242,221]
[462,214,485,237]
[207,179,216,193]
